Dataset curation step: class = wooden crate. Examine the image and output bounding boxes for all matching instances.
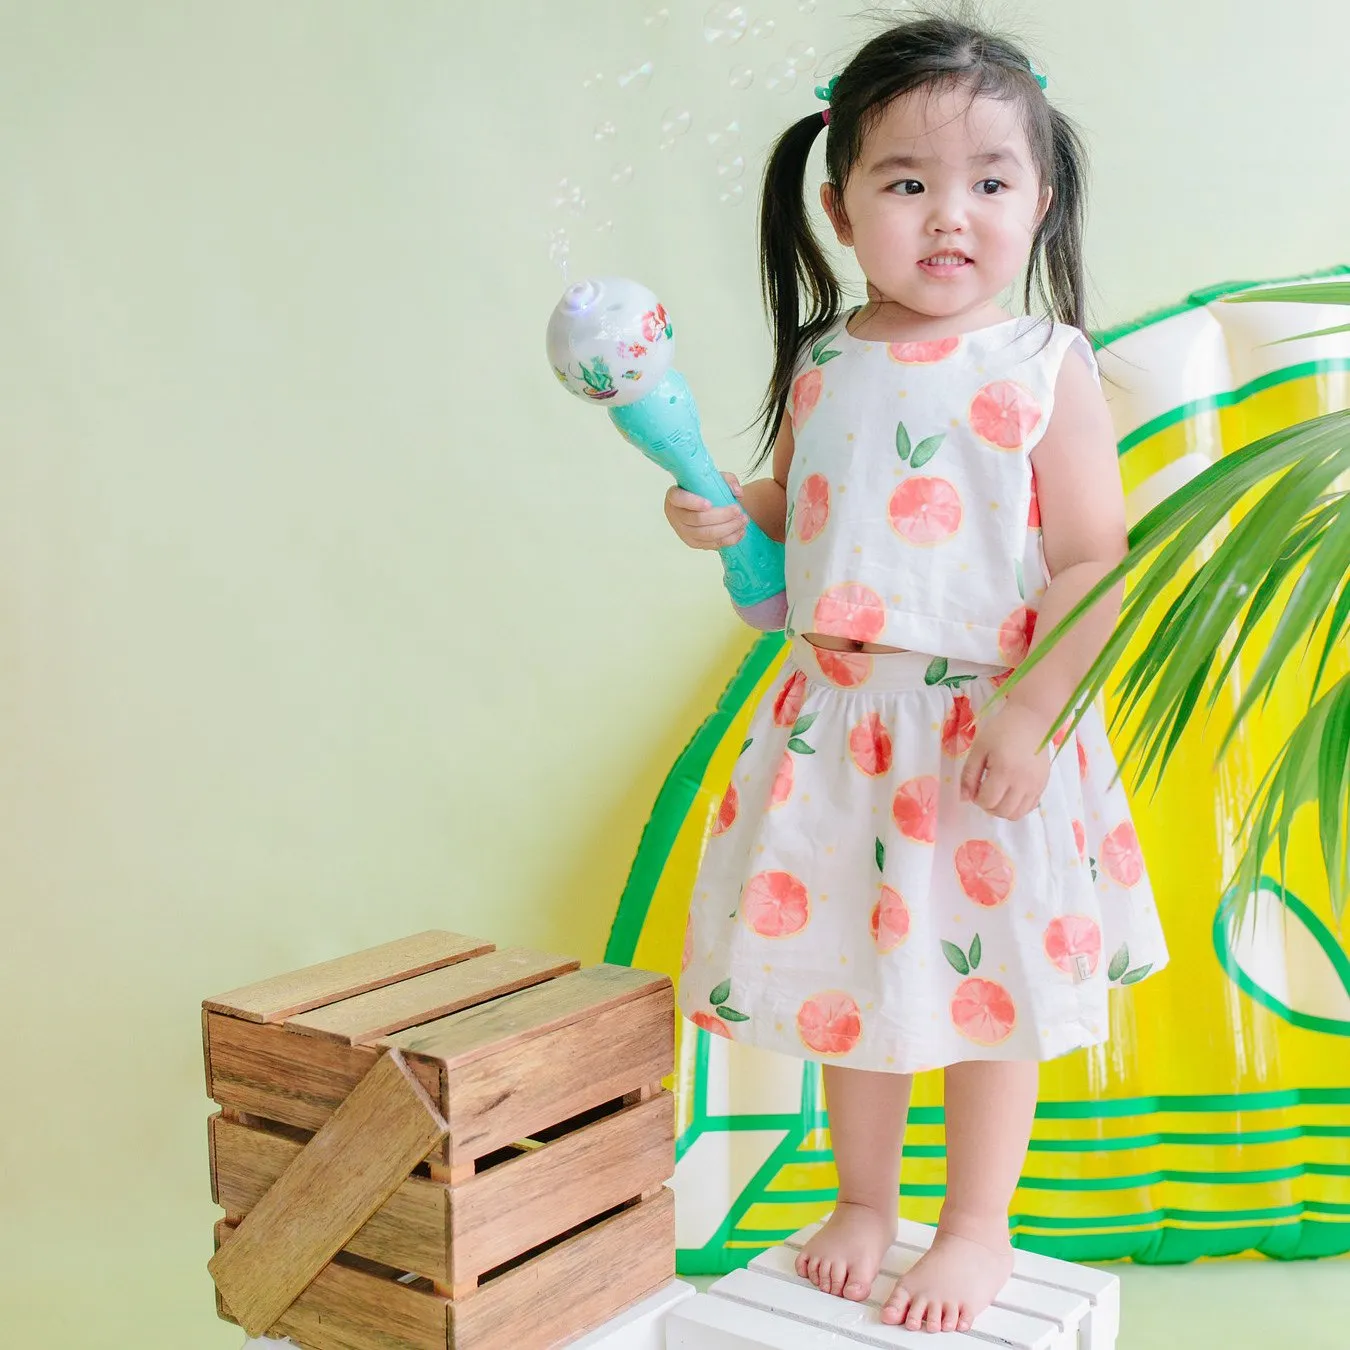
[203,931,677,1350]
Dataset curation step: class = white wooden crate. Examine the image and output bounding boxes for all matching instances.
[667,1218,1119,1350]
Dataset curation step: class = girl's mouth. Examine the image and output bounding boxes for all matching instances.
[919,252,972,275]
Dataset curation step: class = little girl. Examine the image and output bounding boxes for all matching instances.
[666,16,1169,1337]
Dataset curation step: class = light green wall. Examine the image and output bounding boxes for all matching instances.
[1,2,1346,1345]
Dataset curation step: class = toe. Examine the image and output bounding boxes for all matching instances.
[794,1251,809,1280]
[827,1260,848,1298]
[842,1277,868,1301]
[881,1283,910,1326]
[941,1304,959,1333]
[805,1255,821,1287]
[905,1297,928,1331]
[924,1302,944,1333]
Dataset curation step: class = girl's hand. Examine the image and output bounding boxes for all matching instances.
[664,472,748,550]
[959,703,1052,821]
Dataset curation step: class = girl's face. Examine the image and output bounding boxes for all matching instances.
[822,83,1050,324]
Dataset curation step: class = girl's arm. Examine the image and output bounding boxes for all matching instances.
[1008,352,1128,737]
[739,411,794,543]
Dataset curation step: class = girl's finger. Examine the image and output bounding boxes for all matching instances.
[667,488,713,511]
[959,751,987,802]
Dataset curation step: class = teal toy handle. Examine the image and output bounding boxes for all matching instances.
[610,370,787,623]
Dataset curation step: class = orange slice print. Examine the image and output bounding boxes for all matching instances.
[941,695,977,758]
[1028,468,1042,527]
[742,869,810,937]
[969,380,1043,450]
[888,476,963,545]
[796,990,863,1055]
[769,750,794,809]
[1101,822,1144,886]
[792,367,823,427]
[950,976,1016,1045]
[870,885,911,953]
[773,670,807,727]
[892,775,939,842]
[1072,819,1086,859]
[1078,739,1090,780]
[887,336,961,364]
[955,839,1015,906]
[813,583,887,643]
[813,647,874,688]
[796,473,830,543]
[1044,914,1102,975]
[849,712,893,776]
[690,1009,733,1039]
[712,782,738,835]
[998,606,1038,665]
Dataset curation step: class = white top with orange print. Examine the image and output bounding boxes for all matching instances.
[784,311,1099,666]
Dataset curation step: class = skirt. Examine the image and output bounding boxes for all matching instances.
[678,636,1169,1073]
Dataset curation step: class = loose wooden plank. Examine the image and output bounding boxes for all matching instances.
[205,930,493,1023]
[384,966,669,1069]
[448,1092,674,1286]
[211,1112,450,1282]
[405,984,673,1165]
[215,1221,449,1350]
[448,1189,675,1350]
[209,1050,449,1337]
[205,1010,442,1137]
[286,947,580,1045]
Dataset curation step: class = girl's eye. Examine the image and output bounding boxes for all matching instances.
[977,179,1007,195]
[890,180,924,195]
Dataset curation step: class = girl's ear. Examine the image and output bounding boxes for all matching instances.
[1036,183,1054,229]
[820,182,853,246]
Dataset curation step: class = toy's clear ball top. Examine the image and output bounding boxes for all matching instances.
[546,275,676,408]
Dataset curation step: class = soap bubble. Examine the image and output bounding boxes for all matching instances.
[581,71,605,89]
[706,119,742,147]
[611,162,635,186]
[617,61,654,91]
[550,178,586,215]
[764,61,798,94]
[594,219,615,234]
[786,42,817,69]
[703,3,748,45]
[644,6,670,25]
[728,65,754,91]
[798,0,817,11]
[751,18,777,37]
[716,152,746,179]
[547,228,571,266]
[593,120,617,142]
[661,107,692,138]
[719,183,746,205]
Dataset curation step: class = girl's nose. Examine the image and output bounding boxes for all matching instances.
[926,192,968,233]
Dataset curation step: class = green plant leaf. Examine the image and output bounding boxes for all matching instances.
[942,940,971,975]
[1265,321,1350,345]
[716,1005,751,1022]
[1223,280,1350,306]
[1108,944,1129,982]
[875,837,885,872]
[910,433,945,468]
[968,933,982,971]
[925,657,949,685]
[787,737,815,755]
[896,420,913,463]
[709,980,732,1007]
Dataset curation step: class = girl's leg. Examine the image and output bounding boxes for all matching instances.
[796,1064,913,1301]
[882,1059,1038,1333]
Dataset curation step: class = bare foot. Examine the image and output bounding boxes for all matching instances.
[794,1200,896,1301]
[880,1215,1013,1333]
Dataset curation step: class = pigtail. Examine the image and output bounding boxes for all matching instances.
[753,112,840,471]
[1025,107,1089,334]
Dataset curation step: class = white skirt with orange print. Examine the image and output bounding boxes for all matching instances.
[677,635,1170,1073]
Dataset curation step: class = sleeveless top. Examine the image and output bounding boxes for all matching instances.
[783,309,1099,666]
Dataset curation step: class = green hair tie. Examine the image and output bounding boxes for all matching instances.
[1028,60,1048,90]
[815,75,839,104]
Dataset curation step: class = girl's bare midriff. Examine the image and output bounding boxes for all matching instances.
[803,632,909,654]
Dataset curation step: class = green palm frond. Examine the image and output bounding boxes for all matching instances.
[1001,277,1350,923]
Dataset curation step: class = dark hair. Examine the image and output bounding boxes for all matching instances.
[753,11,1089,468]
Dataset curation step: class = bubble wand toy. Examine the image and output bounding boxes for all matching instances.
[546,276,787,630]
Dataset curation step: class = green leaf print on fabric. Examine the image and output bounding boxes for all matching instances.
[716,1005,751,1022]
[942,940,971,976]
[810,334,843,365]
[1090,857,1100,883]
[1107,944,1130,982]
[969,933,983,971]
[791,713,818,737]
[1120,964,1154,985]
[740,737,753,756]
[785,501,796,535]
[896,420,913,463]
[1015,557,1026,600]
[785,604,796,639]
[787,737,816,755]
[910,433,945,469]
[709,979,732,1007]
[925,657,949,685]
[875,837,886,872]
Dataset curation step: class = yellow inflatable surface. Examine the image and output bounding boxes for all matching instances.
[607,269,1350,1273]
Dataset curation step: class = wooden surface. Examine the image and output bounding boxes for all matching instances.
[286,947,580,1045]
[209,1050,450,1337]
[215,1221,450,1350]
[398,979,673,1165]
[205,931,493,1023]
[448,1091,673,1286]
[205,1010,442,1137]
[384,966,668,1069]
[210,1111,452,1282]
[447,1189,675,1350]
